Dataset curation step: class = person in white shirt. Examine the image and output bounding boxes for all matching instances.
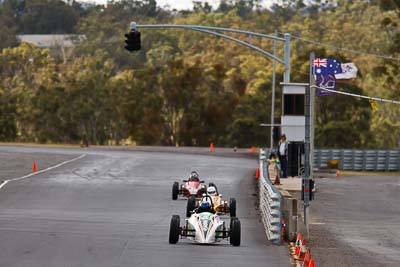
[278,134,288,178]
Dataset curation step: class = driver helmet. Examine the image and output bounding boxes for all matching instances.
[207,186,217,196]
[190,171,199,181]
[200,201,210,209]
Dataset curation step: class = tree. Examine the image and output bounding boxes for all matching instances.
[315,83,373,148]
[19,0,79,34]
[0,89,17,141]
[228,91,271,147]
[0,0,20,50]
[120,68,164,145]
[0,0,398,149]
[193,1,213,13]
[0,42,54,141]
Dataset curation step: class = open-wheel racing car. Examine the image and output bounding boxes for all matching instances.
[172,171,207,200]
[186,184,236,217]
[169,200,241,246]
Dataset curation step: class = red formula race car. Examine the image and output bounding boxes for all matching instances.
[172,171,207,200]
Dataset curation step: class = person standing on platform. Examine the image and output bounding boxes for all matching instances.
[278,134,289,178]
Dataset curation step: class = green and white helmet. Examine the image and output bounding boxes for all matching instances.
[207,186,216,196]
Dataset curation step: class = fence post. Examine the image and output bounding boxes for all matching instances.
[340,149,344,170]
[397,150,400,171]
[385,150,390,171]
[362,150,367,171]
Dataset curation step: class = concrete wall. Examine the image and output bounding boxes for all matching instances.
[280,190,298,242]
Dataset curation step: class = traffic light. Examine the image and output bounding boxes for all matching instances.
[301,179,315,201]
[124,30,141,52]
[309,179,315,200]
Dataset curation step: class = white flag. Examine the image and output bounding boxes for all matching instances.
[335,63,358,79]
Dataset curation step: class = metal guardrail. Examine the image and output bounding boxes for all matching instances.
[314,149,400,171]
[259,150,281,245]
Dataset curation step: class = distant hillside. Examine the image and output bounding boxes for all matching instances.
[0,0,399,148]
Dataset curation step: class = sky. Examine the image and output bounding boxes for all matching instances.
[78,0,274,10]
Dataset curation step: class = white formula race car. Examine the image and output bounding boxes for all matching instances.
[168,212,241,246]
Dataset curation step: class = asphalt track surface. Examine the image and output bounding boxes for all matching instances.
[310,175,400,266]
[0,146,290,267]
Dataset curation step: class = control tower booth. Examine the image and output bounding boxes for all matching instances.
[280,83,308,177]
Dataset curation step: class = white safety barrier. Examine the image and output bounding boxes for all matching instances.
[259,149,281,245]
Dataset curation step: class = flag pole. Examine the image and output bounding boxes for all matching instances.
[310,63,315,191]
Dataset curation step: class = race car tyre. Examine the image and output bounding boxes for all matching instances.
[229,198,237,217]
[172,182,179,200]
[229,217,238,230]
[186,196,197,217]
[230,218,241,246]
[169,215,180,244]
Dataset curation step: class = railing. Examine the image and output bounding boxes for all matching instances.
[259,149,281,245]
[314,149,400,171]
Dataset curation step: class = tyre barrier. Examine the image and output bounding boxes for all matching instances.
[259,149,282,245]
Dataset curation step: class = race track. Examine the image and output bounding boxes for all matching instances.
[0,146,290,267]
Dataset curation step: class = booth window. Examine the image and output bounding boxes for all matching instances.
[284,94,305,115]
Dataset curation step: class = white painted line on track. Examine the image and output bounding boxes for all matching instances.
[310,222,326,225]
[0,154,86,190]
[0,180,9,190]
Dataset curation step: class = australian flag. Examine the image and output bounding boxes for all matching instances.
[313,58,343,75]
[316,74,336,96]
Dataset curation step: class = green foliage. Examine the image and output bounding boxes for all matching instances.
[0,0,399,148]
[228,90,271,147]
[0,1,19,50]
[0,90,17,141]
[315,84,373,148]
[19,0,79,34]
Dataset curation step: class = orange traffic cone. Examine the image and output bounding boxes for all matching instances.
[291,233,303,255]
[291,244,301,257]
[335,170,341,177]
[209,143,214,152]
[255,167,260,179]
[292,232,302,246]
[250,146,255,153]
[309,258,315,267]
[32,161,37,172]
[293,239,307,261]
[302,248,311,267]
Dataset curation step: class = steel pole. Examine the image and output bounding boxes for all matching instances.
[304,52,315,239]
[135,24,285,64]
[270,30,277,150]
[310,67,316,182]
[136,24,286,41]
[283,33,291,83]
